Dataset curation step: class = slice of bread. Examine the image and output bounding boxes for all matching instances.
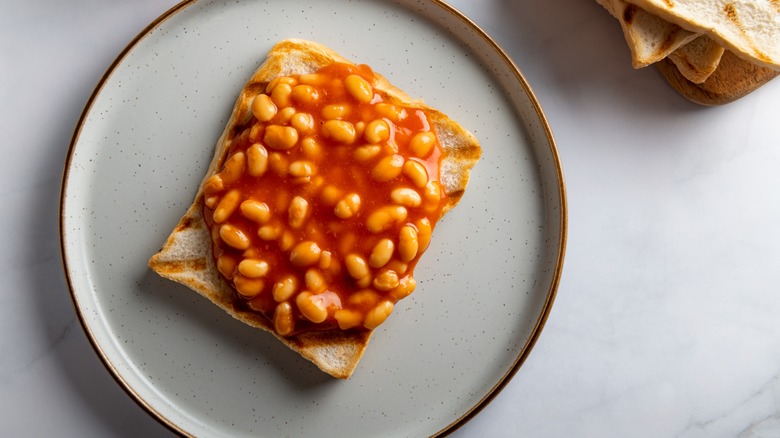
[148,39,481,379]
[596,0,699,68]
[595,0,778,104]
[667,35,725,84]
[657,49,780,105]
[625,0,780,71]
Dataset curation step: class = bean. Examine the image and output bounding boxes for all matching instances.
[423,181,442,211]
[234,275,265,298]
[366,205,407,233]
[296,291,328,323]
[301,136,324,160]
[221,151,246,185]
[364,300,394,329]
[416,217,432,252]
[364,119,390,144]
[240,200,271,224]
[237,258,269,278]
[398,225,419,262]
[272,275,298,302]
[246,143,269,177]
[409,131,437,157]
[216,254,237,279]
[291,85,320,106]
[334,309,363,330]
[322,104,349,120]
[278,230,295,251]
[219,224,250,250]
[305,268,327,293]
[345,254,370,279]
[389,276,417,301]
[344,74,373,103]
[213,189,241,223]
[371,154,404,182]
[265,76,297,94]
[273,302,294,336]
[270,83,292,107]
[250,94,277,122]
[290,112,315,134]
[373,270,400,291]
[322,120,356,144]
[288,196,310,229]
[353,145,382,162]
[403,160,428,188]
[375,103,406,122]
[264,125,299,150]
[347,289,380,308]
[334,193,361,219]
[290,241,321,267]
[369,238,395,268]
[288,160,316,178]
[390,187,422,208]
[258,223,283,240]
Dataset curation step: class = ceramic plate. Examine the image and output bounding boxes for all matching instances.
[60,0,566,436]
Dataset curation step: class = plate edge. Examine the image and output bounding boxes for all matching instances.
[59,1,198,437]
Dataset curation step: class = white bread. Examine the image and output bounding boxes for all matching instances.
[657,48,779,105]
[595,0,778,103]
[624,0,780,71]
[667,35,725,84]
[148,39,481,379]
[596,0,698,68]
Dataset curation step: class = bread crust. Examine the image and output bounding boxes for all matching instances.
[148,39,480,379]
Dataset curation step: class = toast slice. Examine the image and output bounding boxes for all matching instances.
[666,35,724,84]
[657,49,780,105]
[595,0,778,104]
[624,0,780,71]
[596,0,699,68]
[148,39,481,379]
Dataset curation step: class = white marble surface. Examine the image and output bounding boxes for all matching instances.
[3,0,780,436]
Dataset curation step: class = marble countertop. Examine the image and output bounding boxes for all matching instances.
[3,0,780,436]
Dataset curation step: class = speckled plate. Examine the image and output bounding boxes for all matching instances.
[60,0,566,436]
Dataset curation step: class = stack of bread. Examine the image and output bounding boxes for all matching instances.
[596,0,779,105]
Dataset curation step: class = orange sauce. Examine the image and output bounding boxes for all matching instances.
[203,63,445,334]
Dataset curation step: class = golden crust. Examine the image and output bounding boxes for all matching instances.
[148,39,481,379]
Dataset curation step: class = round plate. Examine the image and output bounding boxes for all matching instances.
[60,0,566,436]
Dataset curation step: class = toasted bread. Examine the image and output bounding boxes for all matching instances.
[657,49,780,105]
[624,0,780,71]
[148,39,481,379]
[595,0,778,104]
[596,0,698,68]
[666,35,724,84]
